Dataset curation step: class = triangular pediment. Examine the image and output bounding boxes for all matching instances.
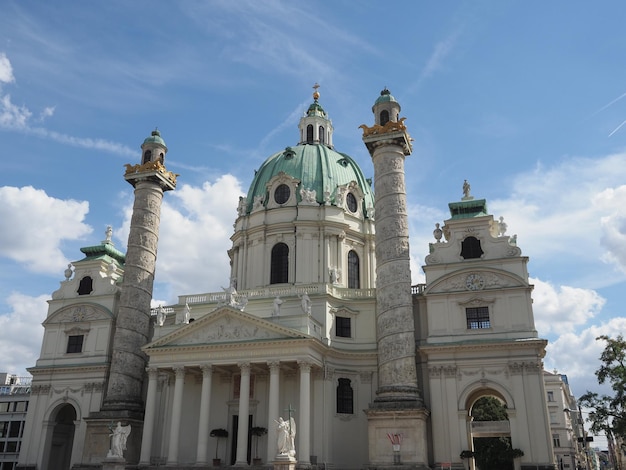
[145,306,307,349]
[44,303,113,325]
[425,269,527,295]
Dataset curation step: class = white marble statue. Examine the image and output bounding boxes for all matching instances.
[498,216,508,236]
[462,179,472,199]
[272,296,283,316]
[108,422,131,459]
[156,305,166,327]
[275,416,296,457]
[182,302,191,324]
[299,292,311,315]
[105,225,113,243]
[300,187,317,204]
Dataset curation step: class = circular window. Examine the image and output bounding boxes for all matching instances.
[274,184,291,204]
[346,192,358,213]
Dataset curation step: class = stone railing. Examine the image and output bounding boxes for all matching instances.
[177,283,376,307]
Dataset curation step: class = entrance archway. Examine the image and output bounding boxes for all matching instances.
[45,403,77,470]
[467,392,517,470]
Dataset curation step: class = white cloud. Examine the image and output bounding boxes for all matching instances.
[0,292,48,376]
[594,185,626,273]
[0,52,135,156]
[118,175,244,302]
[489,153,626,285]
[544,317,626,396]
[0,94,31,129]
[38,106,55,121]
[532,277,605,335]
[0,53,14,84]
[0,186,92,273]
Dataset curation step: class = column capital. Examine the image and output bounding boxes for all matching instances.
[146,367,159,379]
[173,366,185,378]
[200,364,213,376]
[268,360,281,372]
[297,361,312,373]
[238,362,251,374]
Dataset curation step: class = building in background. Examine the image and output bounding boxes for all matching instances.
[0,374,31,470]
[18,89,558,470]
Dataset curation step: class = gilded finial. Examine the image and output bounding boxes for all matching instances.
[312,83,320,101]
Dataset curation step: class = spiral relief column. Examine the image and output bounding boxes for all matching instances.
[103,130,176,413]
[86,130,177,465]
[361,90,429,469]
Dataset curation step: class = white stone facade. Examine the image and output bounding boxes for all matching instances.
[18,91,556,470]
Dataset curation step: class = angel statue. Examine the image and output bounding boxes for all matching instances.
[275,416,296,457]
[107,422,131,459]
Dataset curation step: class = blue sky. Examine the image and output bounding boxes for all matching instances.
[1,0,626,425]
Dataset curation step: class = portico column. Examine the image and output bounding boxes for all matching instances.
[267,361,280,459]
[139,367,159,465]
[195,365,213,464]
[167,366,185,465]
[298,361,312,464]
[235,362,251,465]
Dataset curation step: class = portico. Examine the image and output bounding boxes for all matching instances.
[138,307,325,467]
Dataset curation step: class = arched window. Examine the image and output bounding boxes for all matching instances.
[319,125,325,144]
[142,150,152,164]
[380,110,390,126]
[77,276,93,295]
[337,378,354,414]
[270,243,289,284]
[348,250,360,289]
[461,236,484,259]
[306,124,314,143]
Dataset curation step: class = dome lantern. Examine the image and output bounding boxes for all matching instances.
[298,83,334,147]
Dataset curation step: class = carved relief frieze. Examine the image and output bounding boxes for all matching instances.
[30,384,51,395]
[443,366,458,378]
[459,366,507,380]
[428,366,458,378]
[83,382,104,394]
[53,305,108,323]
[173,314,283,345]
[433,271,517,294]
[507,361,542,375]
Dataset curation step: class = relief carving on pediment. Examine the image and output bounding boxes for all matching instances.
[51,305,109,323]
[174,315,280,345]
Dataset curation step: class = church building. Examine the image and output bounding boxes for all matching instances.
[17,88,556,470]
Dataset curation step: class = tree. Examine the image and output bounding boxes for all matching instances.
[250,426,267,460]
[210,428,229,461]
[579,335,626,441]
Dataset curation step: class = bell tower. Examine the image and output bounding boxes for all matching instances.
[361,89,429,469]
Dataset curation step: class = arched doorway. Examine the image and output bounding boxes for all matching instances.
[467,393,520,470]
[45,403,77,470]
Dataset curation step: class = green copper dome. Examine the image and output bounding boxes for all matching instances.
[245,144,374,214]
[143,129,166,147]
[373,88,400,109]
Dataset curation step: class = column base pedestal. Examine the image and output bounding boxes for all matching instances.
[364,407,430,469]
[273,454,297,470]
[102,456,126,470]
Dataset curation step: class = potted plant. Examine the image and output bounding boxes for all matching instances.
[460,450,474,470]
[210,428,229,466]
[250,426,267,465]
